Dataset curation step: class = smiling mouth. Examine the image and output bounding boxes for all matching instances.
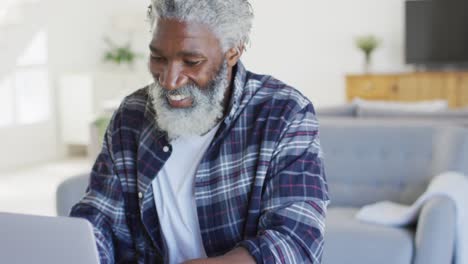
[166,94,194,108]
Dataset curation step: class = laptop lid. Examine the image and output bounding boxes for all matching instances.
[0,212,100,264]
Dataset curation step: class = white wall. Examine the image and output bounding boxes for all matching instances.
[0,0,151,171]
[0,122,58,171]
[47,0,151,74]
[243,0,412,107]
[0,1,58,171]
[45,0,413,110]
[46,0,152,158]
[47,0,412,109]
[0,0,410,170]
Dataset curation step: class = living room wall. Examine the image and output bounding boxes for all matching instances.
[0,1,58,171]
[0,0,411,170]
[47,0,412,109]
[243,0,412,108]
[47,0,151,160]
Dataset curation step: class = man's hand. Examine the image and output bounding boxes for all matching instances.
[182,247,255,264]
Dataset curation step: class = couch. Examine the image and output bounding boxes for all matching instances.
[316,101,468,126]
[57,118,468,264]
[319,118,468,264]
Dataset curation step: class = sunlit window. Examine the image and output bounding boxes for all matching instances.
[0,0,41,26]
[15,69,50,124]
[16,30,48,66]
[0,29,50,127]
[0,76,15,127]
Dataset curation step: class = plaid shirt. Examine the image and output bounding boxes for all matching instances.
[71,62,330,264]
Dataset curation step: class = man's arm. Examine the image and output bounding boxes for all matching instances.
[188,103,329,264]
[183,247,255,264]
[70,106,134,263]
[239,103,329,263]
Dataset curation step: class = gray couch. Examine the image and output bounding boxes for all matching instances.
[319,118,468,264]
[317,103,468,126]
[57,118,468,264]
[56,174,89,217]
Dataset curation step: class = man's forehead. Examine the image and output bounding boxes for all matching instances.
[150,18,221,55]
[149,44,205,58]
[153,19,215,39]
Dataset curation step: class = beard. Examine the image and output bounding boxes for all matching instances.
[149,61,229,140]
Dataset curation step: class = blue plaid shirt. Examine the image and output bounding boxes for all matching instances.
[71,62,330,264]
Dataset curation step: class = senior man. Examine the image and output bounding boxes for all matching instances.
[71,0,330,263]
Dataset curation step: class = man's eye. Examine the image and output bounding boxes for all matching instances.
[150,54,165,62]
[184,60,202,67]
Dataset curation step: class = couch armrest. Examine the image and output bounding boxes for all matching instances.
[413,196,456,264]
[56,174,90,216]
[316,103,357,117]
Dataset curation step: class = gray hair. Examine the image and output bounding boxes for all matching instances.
[147,0,254,52]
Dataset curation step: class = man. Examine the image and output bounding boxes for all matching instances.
[71,0,330,263]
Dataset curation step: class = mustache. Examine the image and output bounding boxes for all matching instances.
[154,79,217,100]
[158,83,198,97]
[154,62,226,97]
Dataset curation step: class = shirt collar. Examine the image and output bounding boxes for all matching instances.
[224,60,248,125]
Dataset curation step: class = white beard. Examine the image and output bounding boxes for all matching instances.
[149,62,229,140]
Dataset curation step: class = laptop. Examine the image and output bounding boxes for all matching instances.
[0,212,100,264]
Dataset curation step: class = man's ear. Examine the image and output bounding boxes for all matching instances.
[225,46,243,67]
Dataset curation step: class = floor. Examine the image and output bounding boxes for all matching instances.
[0,158,92,217]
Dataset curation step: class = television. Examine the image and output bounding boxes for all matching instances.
[405,0,468,66]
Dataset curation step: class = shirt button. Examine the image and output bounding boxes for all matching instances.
[138,192,143,199]
[163,146,169,152]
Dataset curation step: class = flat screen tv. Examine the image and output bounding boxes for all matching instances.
[405,0,468,66]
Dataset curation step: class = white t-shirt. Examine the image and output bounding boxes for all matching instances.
[151,124,220,264]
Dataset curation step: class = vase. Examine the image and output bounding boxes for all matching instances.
[363,53,372,74]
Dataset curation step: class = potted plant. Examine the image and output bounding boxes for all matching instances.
[102,37,142,70]
[355,35,380,73]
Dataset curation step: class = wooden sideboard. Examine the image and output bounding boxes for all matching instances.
[346,72,468,108]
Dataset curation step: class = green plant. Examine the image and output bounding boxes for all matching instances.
[93,116,111,146]
[355,35,380,63]
[103,37,142,65]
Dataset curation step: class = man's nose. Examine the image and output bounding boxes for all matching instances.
[159,63,188,90]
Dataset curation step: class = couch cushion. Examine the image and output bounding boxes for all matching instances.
[323,207,414,264]
[316,104,357,117]
[353,98,449,112]
[320,119,468,207]
[319,119,438,207]
[358,107,468,125]
[56,174,89,216]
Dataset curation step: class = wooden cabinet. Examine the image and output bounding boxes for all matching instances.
[346,72,468,108]
[346,75,398,101]
[458,74,468,107]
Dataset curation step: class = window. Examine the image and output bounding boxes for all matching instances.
[16,29,48,66]
[15,68,50,124]
[0,77,14,126]
[0,29,50,127]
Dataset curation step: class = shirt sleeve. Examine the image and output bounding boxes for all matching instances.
[69,107,132,264]
[238,103,330,263]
